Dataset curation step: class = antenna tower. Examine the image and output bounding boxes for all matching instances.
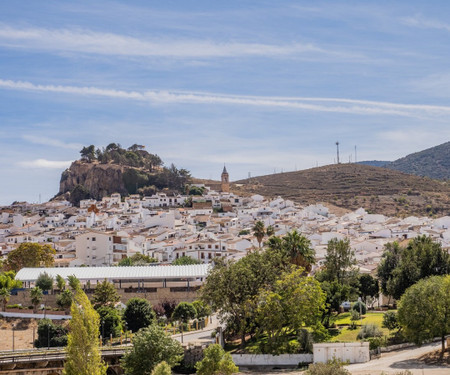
[336,141,340,164]
[355,145,357,163]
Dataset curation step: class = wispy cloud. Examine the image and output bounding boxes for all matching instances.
[2,78,450,118]
[402,16,450,32]
[22,135,82,150]
[0,24,327,59]
[17,159,72,169]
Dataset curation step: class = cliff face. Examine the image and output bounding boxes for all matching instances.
[59,161,128,200]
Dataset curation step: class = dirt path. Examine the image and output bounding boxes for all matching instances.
[0,319,38,351]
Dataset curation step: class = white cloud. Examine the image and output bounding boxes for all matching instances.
[17,159,72,169]
[402,16,450,32]
[22,135,82,150]
[2,78,450,118]
[0,24,328,59]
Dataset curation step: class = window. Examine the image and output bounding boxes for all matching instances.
[208,253,212,259]
[208,245,211,249]
[201,252,204,259]
[92,237,96,241]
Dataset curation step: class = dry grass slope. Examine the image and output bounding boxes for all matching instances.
[232,164,450,217]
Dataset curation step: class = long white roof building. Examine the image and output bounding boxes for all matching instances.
[15,264,211,282]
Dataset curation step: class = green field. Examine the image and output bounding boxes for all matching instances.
[330,312,391,342]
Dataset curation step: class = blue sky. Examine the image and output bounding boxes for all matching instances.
[1,1,450,205]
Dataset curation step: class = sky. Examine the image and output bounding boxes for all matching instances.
[1,1,450,205]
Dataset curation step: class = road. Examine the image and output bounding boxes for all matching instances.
[172,315,220,344]
[345,341,449,375]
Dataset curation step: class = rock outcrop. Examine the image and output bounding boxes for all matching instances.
[59,161,128,200]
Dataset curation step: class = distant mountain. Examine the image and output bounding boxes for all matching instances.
[233,163,450,217]
[357,160,390,168]
[385,141,450,180]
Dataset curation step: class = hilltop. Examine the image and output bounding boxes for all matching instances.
[57,143,191,205]
[385,141,450,180]
[358,141,450,180]
[233,163,450,217]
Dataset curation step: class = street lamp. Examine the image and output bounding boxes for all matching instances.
[124,321,128,344]
[102,320,105,345]
[12,324,15,352]
[47,323,50,350]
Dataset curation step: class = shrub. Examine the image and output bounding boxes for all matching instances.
[305,359,350,375]
[151,361,171,375]
[382,311,399,331]
[352,301,366,315]
[34,318,68,348]
[195,344,239,375]
[357,324,383,340]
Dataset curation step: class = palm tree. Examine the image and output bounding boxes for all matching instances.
[253,221,265,248]
[30,287,43,314]
[282,230,315,272]
[266,225,275,237]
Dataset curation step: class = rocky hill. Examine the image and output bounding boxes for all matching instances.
[358,141,450,180]
[57,143,190,205]
[233,164,450,217]
[385,141,450,180]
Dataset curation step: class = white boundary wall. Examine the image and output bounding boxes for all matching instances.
[313,342,370,364]
[231,354,313,367]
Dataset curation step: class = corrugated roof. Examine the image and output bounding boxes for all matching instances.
[15,264,211,282]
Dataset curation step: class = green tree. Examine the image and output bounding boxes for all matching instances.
[118,253,157,266]
[256,268,326,352]
[397,275,450,355]
[0,271,22,311]
[266,225,275,237]
[67,275,81,290]
[92,279,120,309]
[195,344,238,375]
[123,298,156,333]
[201,250,290,345]
[121,324,183,375]
[321,238,357,284]
[36,272,53,292]
[97,306,122,338]
[56,274,66,291]
[63,287,107,375]
[0,287,10,312]
[357,274,379,306]
[30,286,43,313]
[173,256,202,266]
[80,145,96,162]
[277,230,315,272]
[172,302,197,323]
[6,243,55,271]
[192,300,212,319]
[377,236,450,300]
[252,221,265,248]
[151,361,171,375]
[56,289,73,313]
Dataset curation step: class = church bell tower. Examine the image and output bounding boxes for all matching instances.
[221,165,230,193]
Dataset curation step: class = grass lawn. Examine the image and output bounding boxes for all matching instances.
[330,312,391,342]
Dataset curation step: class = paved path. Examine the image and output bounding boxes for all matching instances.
[172,315,219,344]
[345,341,449,375]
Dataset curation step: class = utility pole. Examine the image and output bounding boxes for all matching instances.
[355,145,357,163]
[336,142,340,164]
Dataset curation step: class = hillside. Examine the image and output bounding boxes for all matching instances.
[57,143,191,205]
[233,164,450,217]
[385,141,450,180]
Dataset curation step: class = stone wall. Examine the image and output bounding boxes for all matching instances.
[9,286,200,309]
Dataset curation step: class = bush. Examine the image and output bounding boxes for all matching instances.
[195,344,239,375]
[382,311,399,331]
[357,324,383,340]
[151,361,172,375]
[34,318,68,348]
[352,301,366,315]
[305,359,350,375]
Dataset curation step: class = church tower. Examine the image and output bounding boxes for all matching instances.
[221,165,230,193]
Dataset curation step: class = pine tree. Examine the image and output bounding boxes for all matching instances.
[63,287,107,375]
